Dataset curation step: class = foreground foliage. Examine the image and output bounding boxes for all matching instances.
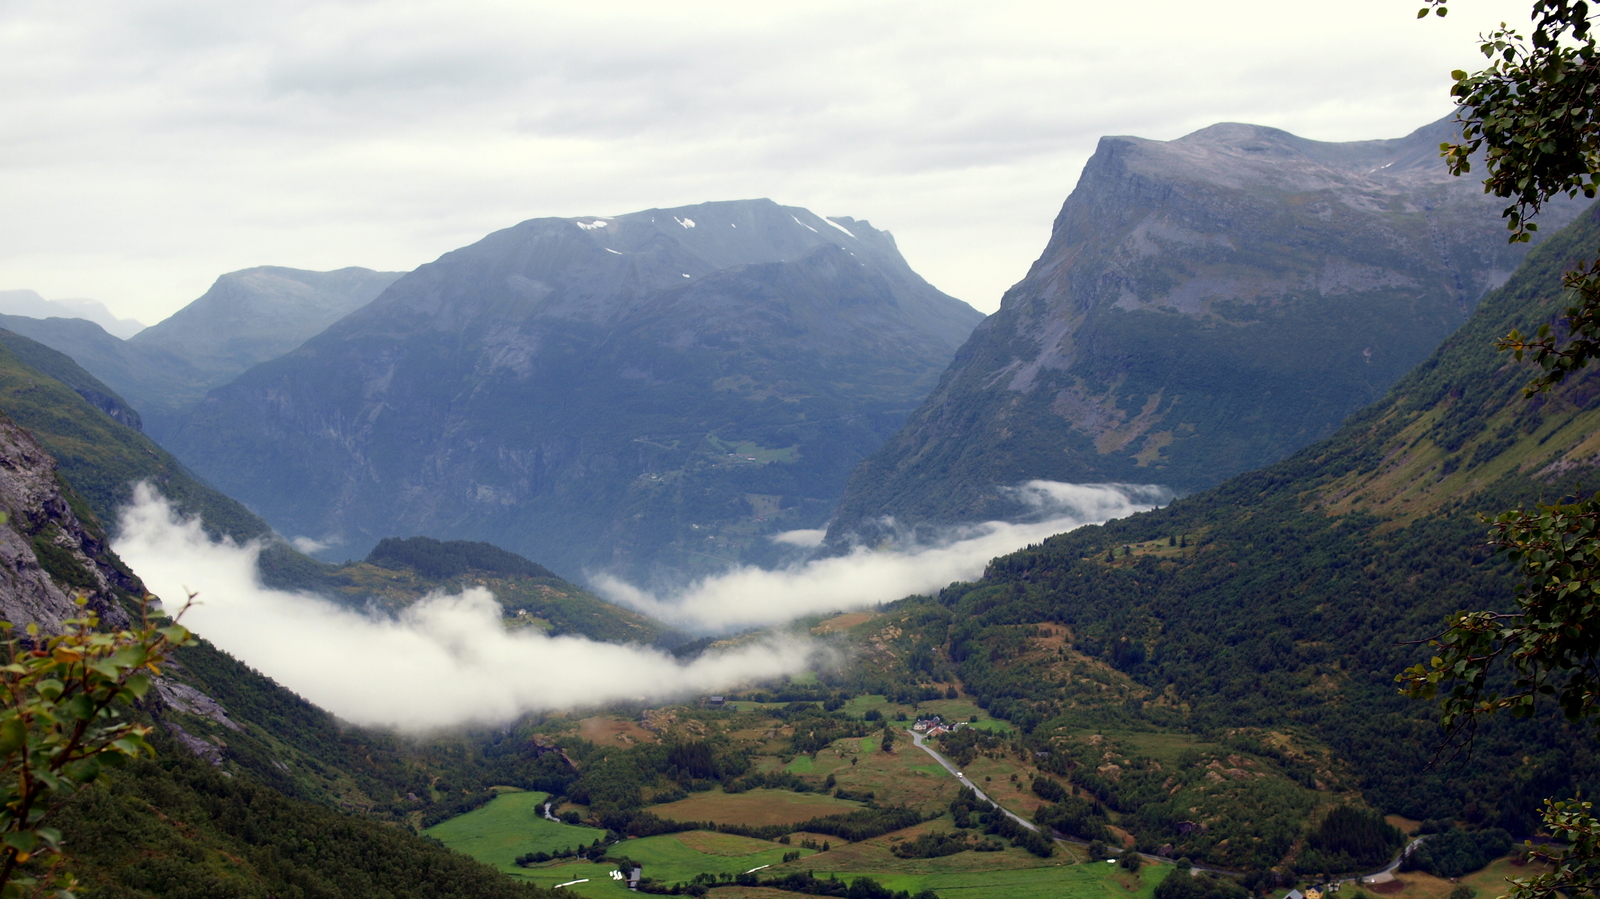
[1408,2,1600,897]
[0,599,189,899]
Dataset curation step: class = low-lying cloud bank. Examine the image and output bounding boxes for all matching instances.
[112,485,817,731]
[595,481,1169,633]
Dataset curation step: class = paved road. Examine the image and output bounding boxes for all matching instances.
[906,729,1040,834]
[908,727,1423,887]
[907,728,1229,874]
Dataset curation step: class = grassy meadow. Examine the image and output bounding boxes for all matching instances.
[648,788,864,826]
[423,697,1388,898]
[422,790,606,871]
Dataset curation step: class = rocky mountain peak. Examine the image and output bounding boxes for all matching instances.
[167,200,983,580]
[348,198,933,332]
[826,115,1587,541]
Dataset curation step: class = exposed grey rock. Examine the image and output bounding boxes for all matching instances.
[163,720,225,767]
[0,416,130,630]
[154,678,244,732]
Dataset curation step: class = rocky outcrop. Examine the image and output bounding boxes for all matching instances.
[0,415,131,630]
[826,116,1588,540]
[0,410,249,769]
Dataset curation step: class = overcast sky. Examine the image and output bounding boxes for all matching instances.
[0,0,1532,325]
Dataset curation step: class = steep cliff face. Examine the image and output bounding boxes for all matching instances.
[826,116,1586,540]
[0,416,133,631]
[168,199,984,582]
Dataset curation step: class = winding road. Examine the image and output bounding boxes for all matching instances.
[905,726,1421,886]
[907,729,1041,834]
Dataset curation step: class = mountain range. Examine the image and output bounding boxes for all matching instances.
[0,289,145,338]
[0,266,400,439]
[164,199,983,581]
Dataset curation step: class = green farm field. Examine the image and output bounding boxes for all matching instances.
[510,860,629,896]
[422,790,606,872]
[867,860,1171,899]
[623,831,814,880]
[796,734,966,812]
[837,694,1012,733]
[500,831,814,898]
[647,787,863,826]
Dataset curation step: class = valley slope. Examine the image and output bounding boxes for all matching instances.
[845,199,1600,865]
[0,381,560,897]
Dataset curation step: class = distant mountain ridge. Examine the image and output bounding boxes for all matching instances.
[0,289,144,338]
[166,199,985,582]
[0,266,400,439]
[826,115,1585,543]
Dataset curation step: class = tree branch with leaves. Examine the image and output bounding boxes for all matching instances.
[0,595,191,899]
[1401,4,1600,899]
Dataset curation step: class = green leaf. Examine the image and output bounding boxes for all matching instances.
[0,718,25,756]
[65,757,101,784]
[65,694,94,722]
[123,673,150,700]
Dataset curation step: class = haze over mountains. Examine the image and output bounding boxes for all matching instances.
[0,266,400,438]
[0,289,145,338]
[166,199,982,581]
[827,116,1582,543]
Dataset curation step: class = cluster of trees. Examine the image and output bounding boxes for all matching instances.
[891,830,1002,859]
[947,788,1052,857]
[698,870,940,899]
[1155,871,1251,899]
[1402,827,1514,879]
[1296,806,1405,877]
[365,536,562,581]
[1032,798,1107,842]
[514,837,609,866]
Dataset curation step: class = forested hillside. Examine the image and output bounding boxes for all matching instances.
[846,200,1600,863]
[0,330,272,543]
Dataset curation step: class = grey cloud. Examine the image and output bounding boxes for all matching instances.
[593,481,1171,634]
[0,0,1534,321]
[113,485,819,731]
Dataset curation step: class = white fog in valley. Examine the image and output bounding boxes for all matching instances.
[594,481,1170,633]
[112,484,818,731]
